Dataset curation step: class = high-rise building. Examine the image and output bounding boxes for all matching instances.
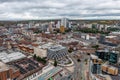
[61,18,68,28]
[48,22,53,33]
[60,26,65,33]
[109,51,119,64]
[68,22,72,28]
[56,21,61,29]
[99,35,105,43]
[89,55,102,74]
[28,21,34,28]
[96,50,109,61]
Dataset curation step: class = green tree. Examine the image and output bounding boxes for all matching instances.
[92,45,99,50]
[54,60,57,67]
[77,59,81,62]
[33,54,37,59]
[68,47,73,53]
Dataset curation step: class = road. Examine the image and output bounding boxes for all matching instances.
[58,50,90,80]
[69,51,90,80]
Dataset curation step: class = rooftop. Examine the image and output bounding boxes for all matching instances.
[8,58,45,80]
[0,61,9,72]
[90,54,98,59]
[0,51,26,63]
[39,42,54,49]
[59,38,79,43]
[102,64,118,70]
[49,45,66,51]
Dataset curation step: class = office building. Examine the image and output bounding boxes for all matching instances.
[61,18,68,28]
[90,55,102,74]
[47,45,68,60]
[96,50,109,61]
[99,35,106,43]
[33,43,54,58]
[109,51,119,64]
[60,26,65,33]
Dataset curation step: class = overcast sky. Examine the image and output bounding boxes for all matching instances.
[0,0,120,20]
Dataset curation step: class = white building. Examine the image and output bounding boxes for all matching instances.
[56,21,61,28]
[34,43,54,58]
[68,22,72,28]
[61,18,68,28]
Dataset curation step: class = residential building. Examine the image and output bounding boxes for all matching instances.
[0,62,20,80]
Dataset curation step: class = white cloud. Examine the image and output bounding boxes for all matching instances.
[0,0,120,20]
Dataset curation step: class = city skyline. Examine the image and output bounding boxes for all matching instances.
[0,0,120,20]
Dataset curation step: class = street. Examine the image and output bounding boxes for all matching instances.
[68,51,90,80]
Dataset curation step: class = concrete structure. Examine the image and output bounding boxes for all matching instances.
[47,45,68,60]
[34,46,47,58]
[34,43,54,58]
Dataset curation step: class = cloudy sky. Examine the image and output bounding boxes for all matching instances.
[0,0,120,20]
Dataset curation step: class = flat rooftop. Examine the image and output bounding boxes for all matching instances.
[39,43,54,49]
[49,45,66,51]
[9,58,44,75]
[39,43,66,51]
[0,51,26,63]
[96,50,109,53]
[90,54,98,59]
[59,38,79,43]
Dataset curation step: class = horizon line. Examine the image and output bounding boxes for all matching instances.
[1,16,120,21]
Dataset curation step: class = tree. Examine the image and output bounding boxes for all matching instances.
[33,54,36,59]
[54,60,57,67]
[68,49,72,53]
[77,59,81,62]
[92,45,99,50]
[68,47,73,53]
[33,55,47,64]
[36,56,41,61]
[84,59,88,65]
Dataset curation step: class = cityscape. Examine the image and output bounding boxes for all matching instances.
[0,0,120,80]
